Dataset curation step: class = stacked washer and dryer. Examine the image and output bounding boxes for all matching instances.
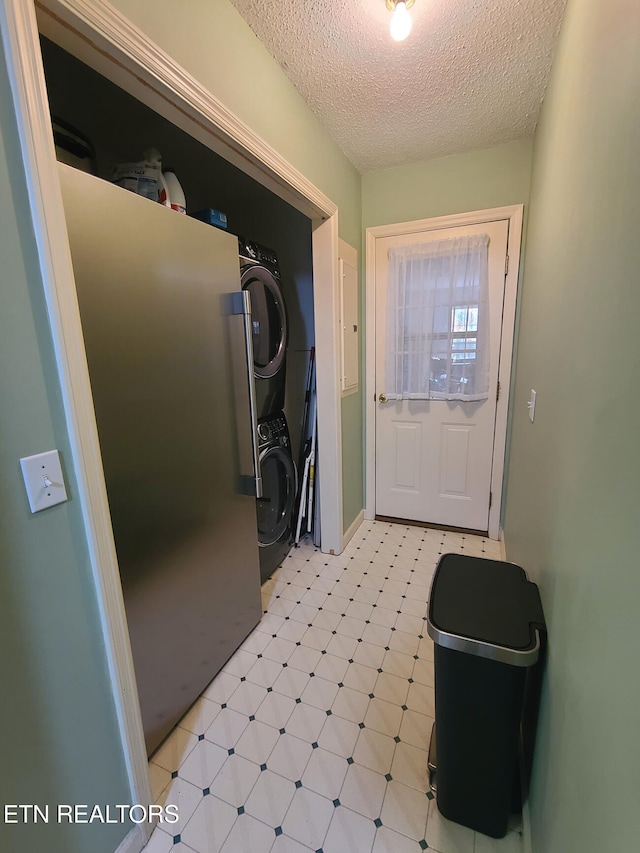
[239,237,297,583]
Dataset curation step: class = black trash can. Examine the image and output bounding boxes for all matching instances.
[426,553,546,839]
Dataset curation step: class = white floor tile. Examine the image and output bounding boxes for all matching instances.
[388,630,419,656]
[148,761,172,800]
[301,625,333,651]
[276,619,309,643]
[244,769,296,827]
[325,632,359,660]
[390,741,429,792]
[222,649,258,678]
[317,713,361,758]
[369,605,398,629]
[372,824,423,853]
[343,661,378,695]
[405,682,435,717]
[352,727,396,775]
[263,636,297,664]
[226,680,268,716]
[241,628,276,655]
[272,666,311,700]
[364,698,403,738]
[271,832,315,852]
[205,707,250,750]
[323,805,377,853]
[155,775,203,835]
[339,762,387,820]
[178,794,236,853]
[411,656,434,686]
[220,813,276,853]
[203,671,241,705]
[398,709,433,751]
[254,690,296,729]
[285,701,327,742]
[380,780,429,842]
[245,656,284,689]
[313,609,342,631]
[234,719,280,764]
[152,728,198,773]
[302,746,349,800]
[287,644,323,673]
[362,623,393,648]
[331,686,371,724]
[178,696,221,737]
[179,739,228,789]
[322,592,350,614]
[314,652,349,683]
[209,754,260,808]
[267,733,313,781]
[395,613,425,636]
[373,671,409,705]
[148,522,510,853]
[142,826,175,853]
[300,675,339,711]
[281,786,334,850]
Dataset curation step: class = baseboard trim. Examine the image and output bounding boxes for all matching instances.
[114,823,148,853]
[342,510,364,550]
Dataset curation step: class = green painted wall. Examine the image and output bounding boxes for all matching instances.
[503,1,640,851]
[0,43,130,853]
[362,138,533,228]
[109,0,365,530]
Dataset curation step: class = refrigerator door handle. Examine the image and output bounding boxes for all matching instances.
[226,291,262,499]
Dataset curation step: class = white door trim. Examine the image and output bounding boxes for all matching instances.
[2,0,343,838]
[365,205,524,539]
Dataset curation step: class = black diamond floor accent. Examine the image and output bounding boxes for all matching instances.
[385,773,392,781]
[333,798,340,807]
[419,840,429,849]
[374,818,382,828]
[198,733,205,741]
[202,787,210,796]
[171,771,178,779]
[295,780,302,788]
[279,727,286,734]
[275,826,283,836]
[260,763,267,771]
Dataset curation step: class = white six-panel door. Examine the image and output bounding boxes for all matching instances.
[374,220,509,531]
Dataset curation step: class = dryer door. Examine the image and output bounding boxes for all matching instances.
[257,445,296,546]
[242,265,287,379]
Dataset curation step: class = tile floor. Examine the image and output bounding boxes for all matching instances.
[144,520,523,853]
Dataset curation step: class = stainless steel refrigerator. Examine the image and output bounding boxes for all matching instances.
[58,163,263,756]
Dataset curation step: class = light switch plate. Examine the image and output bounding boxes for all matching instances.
[20,450,68,512]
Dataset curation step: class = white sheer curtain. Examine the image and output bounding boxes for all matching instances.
[385,234,491,401]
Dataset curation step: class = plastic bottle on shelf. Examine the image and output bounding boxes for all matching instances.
[163,169,186,214]
[158,171,171,207]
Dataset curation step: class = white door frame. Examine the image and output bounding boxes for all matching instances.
[365,205,523,540]
[1,0,343,846]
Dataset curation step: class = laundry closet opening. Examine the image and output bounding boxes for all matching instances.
[40,34,316,552]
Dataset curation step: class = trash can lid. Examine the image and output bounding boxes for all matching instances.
[427,553,545,667]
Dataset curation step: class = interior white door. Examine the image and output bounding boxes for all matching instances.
[375,220,509,531]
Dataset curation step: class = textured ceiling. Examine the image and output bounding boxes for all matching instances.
[228,0,567,173]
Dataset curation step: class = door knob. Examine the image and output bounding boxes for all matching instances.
[379,393,387,403]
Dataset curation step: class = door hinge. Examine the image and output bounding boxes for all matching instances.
[505,254,509,276]
[489,491,493,509]
[496,380,500,402]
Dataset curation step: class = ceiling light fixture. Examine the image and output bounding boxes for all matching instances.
[387,0,414,42]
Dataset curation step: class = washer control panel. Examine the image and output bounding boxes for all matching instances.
[258,414,290,448]
[238,236,279,269]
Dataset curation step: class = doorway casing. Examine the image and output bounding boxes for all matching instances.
[1,0,344,846]
[365,205,523,540]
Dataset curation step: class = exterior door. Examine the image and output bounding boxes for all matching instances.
[375,220,509,531]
